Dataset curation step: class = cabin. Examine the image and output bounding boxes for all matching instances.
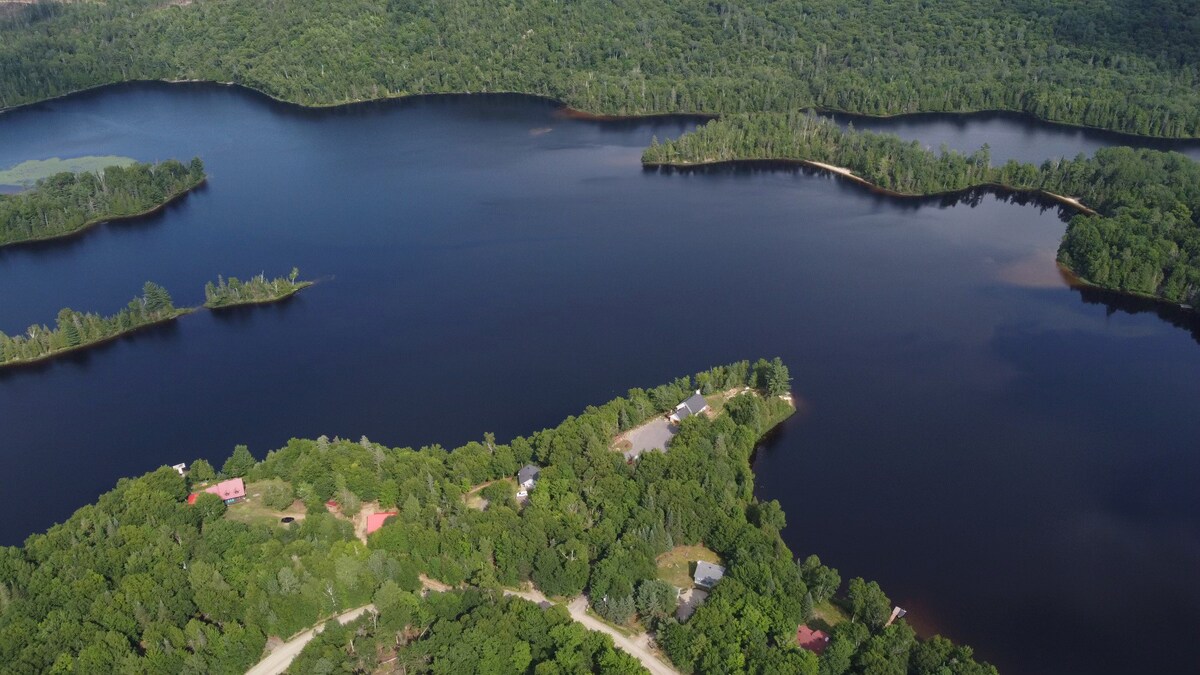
[797,625,830,655]
[669,391,709,423]
[517,465,541,496]
[693,560,726,589]
[365,511,398,535]
[187,477,247,505]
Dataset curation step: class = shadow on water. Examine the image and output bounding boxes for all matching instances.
[0,317,184,381]
[207,293,308,326]
[1070,282,1200,346]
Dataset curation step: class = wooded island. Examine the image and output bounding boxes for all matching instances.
[0,158,206,247]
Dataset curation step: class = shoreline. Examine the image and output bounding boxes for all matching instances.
[645,156,1100,216]
[2,79,1198,143]
[0,308,195,371]
[0,175,207,249]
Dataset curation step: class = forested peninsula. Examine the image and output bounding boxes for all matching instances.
[0,361,996,674]
[0,282,187,367]
[645,113,1200,308]
[0,158,205,246]
[1,0,1197,139]
[1,271,311,367]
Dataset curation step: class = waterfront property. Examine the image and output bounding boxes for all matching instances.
[517,464,541,497]
[188,477,246,505]
[669,391,709,423]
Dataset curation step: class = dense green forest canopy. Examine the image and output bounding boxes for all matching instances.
[0,361,995,674]
[203,268,311,308]
[645,113,1200,308]
[0,158,205,246]
[1,0,1198,138]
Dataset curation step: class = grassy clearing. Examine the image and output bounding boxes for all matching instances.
[223,479,306,527]
[703,386,753,417]
[0,156,136,186]
[810,599,849,631]
[655,545,721,590]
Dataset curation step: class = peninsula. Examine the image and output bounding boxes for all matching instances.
[0,158,206,247]
[644,113,1200,310]
[0,361,996,674]
[0,282,189,367]
[1,270,312,368]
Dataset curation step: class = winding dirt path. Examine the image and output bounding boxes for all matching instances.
[245,605,375,675]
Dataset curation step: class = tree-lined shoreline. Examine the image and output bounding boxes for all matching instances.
[0,158,206,247]
[1,271,313,369]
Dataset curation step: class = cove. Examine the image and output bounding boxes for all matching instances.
[1,83,1199,675]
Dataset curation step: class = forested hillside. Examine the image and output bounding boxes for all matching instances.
[1,0,1197,138]
[645,114,1200,308]
[0,361,995,674]
[0,158,205,246]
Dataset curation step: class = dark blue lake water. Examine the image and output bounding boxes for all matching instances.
[1,83,1198,675]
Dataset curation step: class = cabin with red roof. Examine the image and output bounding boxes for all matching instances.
[365,511,398,535]
[187,477,247,505]
[797,625,830,655]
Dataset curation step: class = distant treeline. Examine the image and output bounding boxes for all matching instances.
[0,158,205,246]
[645,113,1200,307]
[0,361,994,674]
[204,268,310,308]
[1,271,311,367]
[0,0,1197,138]
[0,282,183,366]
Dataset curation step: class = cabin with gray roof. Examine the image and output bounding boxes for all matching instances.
[693,561,726,589]
[518,464,541,489]
[670,391,709,423]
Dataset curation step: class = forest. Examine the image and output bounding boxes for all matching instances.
[0,361,995,674]
[0,0,1197,138]
[0,282,185,367]
[204,268,312,309]
[644,113,1200,308]
[0,158,205,246]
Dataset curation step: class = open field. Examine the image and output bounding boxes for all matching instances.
[0,155,136,186]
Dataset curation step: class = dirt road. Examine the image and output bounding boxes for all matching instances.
[245,605,375,675]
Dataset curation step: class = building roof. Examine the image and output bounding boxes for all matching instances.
[797,625,830,654]
[672,392,709,421]
[518,464,541,485]
[205,478,246,501]
[365,512,398,535]
[693,560,726,588]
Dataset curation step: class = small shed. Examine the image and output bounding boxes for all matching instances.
[797,625,830,655]
[365,512,398,535]
[693,560,726,589]
[518,464,541,489]
[171,463,188,477]
[669,391,709,423]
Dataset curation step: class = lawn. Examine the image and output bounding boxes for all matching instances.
[223,479,306,527]
[0,155,136,186]
[655,545,722,590]
[810,599,850,631]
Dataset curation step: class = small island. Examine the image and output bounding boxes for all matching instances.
[204,268,312,309]
[0,282,190,367]
[644,113,1200,310]
[0,157,206,247]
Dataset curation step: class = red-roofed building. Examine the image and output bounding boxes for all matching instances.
[366,512,398,535]
[187,477,247,505]
[797,625,830,655]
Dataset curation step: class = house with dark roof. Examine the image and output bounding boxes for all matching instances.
[517,465,541,496]
[669,391,709,423]
[693,560,726,589]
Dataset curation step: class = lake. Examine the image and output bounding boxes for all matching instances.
[1,83,1199,675]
